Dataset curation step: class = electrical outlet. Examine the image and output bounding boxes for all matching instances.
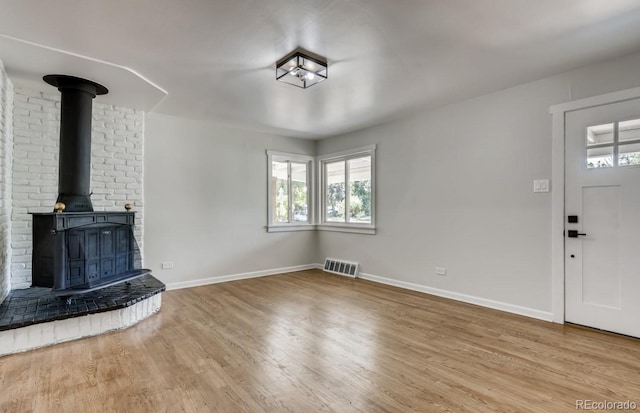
[533,179,550,193]
[435,267,446,276]
[161,261,174,269]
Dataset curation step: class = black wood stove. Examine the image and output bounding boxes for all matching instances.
[30,75,150,296]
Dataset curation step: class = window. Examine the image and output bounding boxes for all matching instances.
[319,145,376,234]
[267,151,314,232]
[587,119,640,168]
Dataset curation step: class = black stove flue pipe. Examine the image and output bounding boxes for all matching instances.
[43,75,108,212]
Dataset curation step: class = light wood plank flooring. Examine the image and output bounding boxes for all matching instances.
[1,269,639,412]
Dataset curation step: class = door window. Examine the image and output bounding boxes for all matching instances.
[586,118,640,168]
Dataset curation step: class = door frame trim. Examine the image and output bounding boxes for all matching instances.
[549,86,640,323]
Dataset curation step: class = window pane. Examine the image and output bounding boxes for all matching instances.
[587,147,613,169]
[619,119,640,142]
[619,143,640,166]
[291,162,308,222]
[326,161,346,222]
[586,123,614,146]
[272,161,289,223]
[348,156,372,223]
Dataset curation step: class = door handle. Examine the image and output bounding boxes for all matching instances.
[567,230,586,238]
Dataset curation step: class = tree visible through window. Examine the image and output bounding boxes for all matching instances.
[291,162,308,222]
[587,119,640,169]
[323,152,374,225]
[268,152,312,229]
[267,147,375,233]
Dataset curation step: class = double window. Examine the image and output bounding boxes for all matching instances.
[318,146,375,233]
[267,152,313,231]
[267,145,376,234]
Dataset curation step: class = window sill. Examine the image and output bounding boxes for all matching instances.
[267,224,317,233]
[266,224,376,235]
[317,224,376,235]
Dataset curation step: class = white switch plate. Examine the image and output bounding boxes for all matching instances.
[161,261,174,269]
[533,179,550,193]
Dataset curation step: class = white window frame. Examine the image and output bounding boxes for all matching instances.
[266,151,315,232]
[318,145,376,235]
[585,119,640,169]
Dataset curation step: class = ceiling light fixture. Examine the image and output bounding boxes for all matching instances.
[276,48,327,89]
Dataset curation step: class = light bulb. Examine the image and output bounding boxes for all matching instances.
[306,72,315,80]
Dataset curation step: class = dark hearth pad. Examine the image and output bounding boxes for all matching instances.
[0,275,165,331]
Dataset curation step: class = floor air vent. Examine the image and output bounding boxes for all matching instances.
[323,258,359,278]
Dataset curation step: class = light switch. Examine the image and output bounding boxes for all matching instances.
[533,179,550,193]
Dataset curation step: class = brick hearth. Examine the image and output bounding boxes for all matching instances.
[0,274,164,356]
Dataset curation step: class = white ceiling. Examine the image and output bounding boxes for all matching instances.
[2,1,640,139]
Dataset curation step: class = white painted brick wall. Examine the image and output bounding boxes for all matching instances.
[0,61,14,303]
[11,87,144,289]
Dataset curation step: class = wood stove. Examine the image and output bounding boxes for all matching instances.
[30,75,150,296]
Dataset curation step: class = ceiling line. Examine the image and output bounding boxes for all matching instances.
[0,32,168,99]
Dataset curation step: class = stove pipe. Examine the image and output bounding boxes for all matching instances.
[44,75,108,212]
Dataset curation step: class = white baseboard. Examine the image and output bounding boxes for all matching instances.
[164,264,318,291]
[311,263,552,321]
[167,263,553,322]
[354,270,553,322]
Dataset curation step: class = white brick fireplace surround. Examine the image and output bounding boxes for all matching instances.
[10,87,145,289]
[0,76,156,356]
[0,62,13,303]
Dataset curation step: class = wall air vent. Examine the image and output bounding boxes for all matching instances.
[323,258,359,278]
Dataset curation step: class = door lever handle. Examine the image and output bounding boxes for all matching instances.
[567,230,586,238]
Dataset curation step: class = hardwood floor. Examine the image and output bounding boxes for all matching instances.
[1,269,639,412]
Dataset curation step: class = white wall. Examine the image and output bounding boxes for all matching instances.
[3,49,637,315]
[10,88,144,288]
[144,113,318,286]
[0,60,13,303]
[316,51,640,315]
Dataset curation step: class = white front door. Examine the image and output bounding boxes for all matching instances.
[565,98,640,338]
